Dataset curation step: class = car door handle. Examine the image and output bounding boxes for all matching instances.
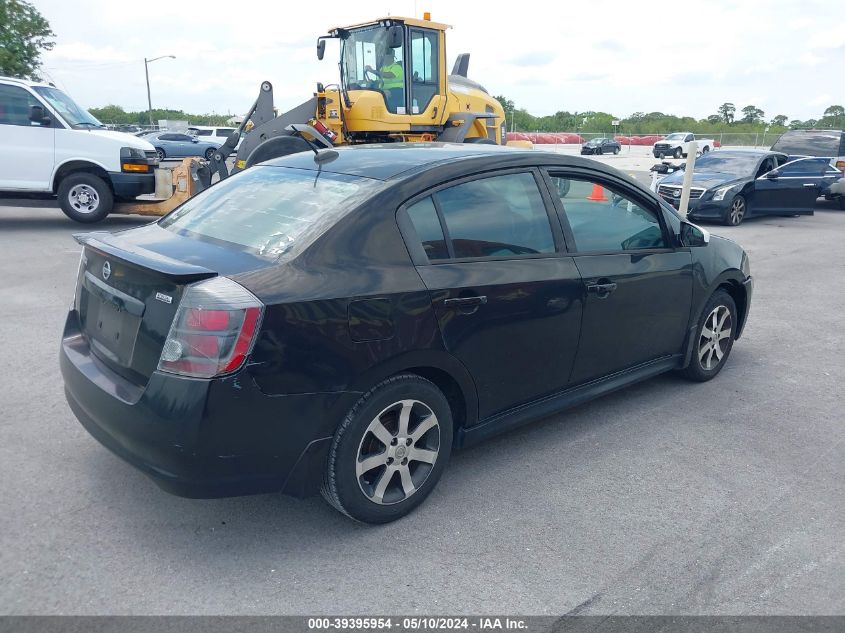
[443,296,487,308]
[586,282,617,297]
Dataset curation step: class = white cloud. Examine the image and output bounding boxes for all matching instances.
[35,0,840,122]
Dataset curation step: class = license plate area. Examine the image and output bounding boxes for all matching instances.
[80,273,145,367]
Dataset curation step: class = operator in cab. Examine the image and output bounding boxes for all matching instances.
[365,48,405,113]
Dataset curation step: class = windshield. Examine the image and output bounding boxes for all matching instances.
[33,86,103,128]
[693,153,761,174]
[341,25,405,112]
[160,166,382,259]
[664,133,686,140]
[771,130,843,157]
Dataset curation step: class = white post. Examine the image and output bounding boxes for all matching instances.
[677,141,698,218]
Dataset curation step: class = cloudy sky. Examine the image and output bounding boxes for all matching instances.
[37,0,843,122]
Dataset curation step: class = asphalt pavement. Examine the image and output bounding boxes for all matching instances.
[0,197,842,615]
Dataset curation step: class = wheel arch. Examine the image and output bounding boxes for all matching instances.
[52,160,112,194]
[346,351,479,440]
[716,278,748,340]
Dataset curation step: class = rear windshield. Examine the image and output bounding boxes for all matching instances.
[771,130,843,156]
[159,166,381,258]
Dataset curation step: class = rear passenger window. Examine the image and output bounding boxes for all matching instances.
[435,172,555,258]
[551,176,666,252]
[406,197,449,261]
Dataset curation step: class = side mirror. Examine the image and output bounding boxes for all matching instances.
[317,38,326,60]
[765,169,781,179]
[680,221,710,247]
[387,25,403,48]
[29,104,50,126]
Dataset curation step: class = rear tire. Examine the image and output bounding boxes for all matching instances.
[702,146,710,153]
[679,290,737,382]
[321,374,453,524]
[155,147,166,160]
[57,173,113,223]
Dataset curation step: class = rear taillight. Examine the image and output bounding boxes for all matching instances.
[158,276,264,378]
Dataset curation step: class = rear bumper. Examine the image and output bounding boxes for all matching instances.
[108,171,155,199]
[60,310,359,498]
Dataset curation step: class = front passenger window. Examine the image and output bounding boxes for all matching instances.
[551,176,666,252]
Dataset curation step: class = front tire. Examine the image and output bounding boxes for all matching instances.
[674,147,682,159]
[57,173,113,223]
[155,147,166,160]
[204,147,215,160]
[321,374,453,523]
[680,290,737,382]
[724,194,747,226]
[613,147,620,155]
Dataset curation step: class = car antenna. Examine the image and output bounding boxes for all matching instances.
[285,124,339,164]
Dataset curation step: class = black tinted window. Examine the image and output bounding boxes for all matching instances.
[435,172,555,259]
[780,158,829,175]
[0,84,42,126]
[771,130,843,156]
[551,176,666,252]
[406,197,449,261]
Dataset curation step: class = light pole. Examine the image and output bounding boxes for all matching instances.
[144,55,175,127]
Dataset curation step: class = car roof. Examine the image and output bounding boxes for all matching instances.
[262,142,620,181]
[0,75,51,88]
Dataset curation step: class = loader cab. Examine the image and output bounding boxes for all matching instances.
[327,17,448,127]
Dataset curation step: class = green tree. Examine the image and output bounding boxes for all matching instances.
[706,114,723,124]
[717,102,735,124]
[0,0,55,80]
[823,105,844,117]
[740,105,765,124]
[770,114,788,127]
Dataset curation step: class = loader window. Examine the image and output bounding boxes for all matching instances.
[410,29,439,114]
[341,26,406,114]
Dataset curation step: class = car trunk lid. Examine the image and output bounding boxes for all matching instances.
[74,227,271,384]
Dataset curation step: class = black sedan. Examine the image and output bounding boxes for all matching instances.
[581,137,621,155]
[61,144,752,523]
[657,149,831,225]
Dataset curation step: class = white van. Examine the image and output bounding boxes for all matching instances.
[0,76,158,222]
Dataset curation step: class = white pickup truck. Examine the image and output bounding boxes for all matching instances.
[653,132,715,159]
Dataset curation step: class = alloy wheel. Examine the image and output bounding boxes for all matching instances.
[68,184,100,214]
[729,197,745,225]
[356,399,440,505]
[698,305,732,370]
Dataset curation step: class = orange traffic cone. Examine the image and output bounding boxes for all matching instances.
[587,183,608,202]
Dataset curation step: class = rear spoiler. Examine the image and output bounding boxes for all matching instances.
[74,232,217,282]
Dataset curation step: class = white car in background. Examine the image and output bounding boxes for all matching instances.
[188,125,239,147]
[653,132,715,159]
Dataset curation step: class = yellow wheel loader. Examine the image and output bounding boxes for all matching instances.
[113,14,509,216]
[199,15,507,187]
